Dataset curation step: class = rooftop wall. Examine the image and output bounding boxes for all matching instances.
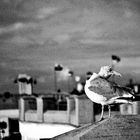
[19,94,94,126]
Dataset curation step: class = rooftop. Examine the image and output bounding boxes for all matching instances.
[52,115,140,140]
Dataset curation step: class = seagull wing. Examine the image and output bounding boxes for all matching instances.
[88,77,134,100]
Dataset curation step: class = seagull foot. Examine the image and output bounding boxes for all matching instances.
[98,117,104,122]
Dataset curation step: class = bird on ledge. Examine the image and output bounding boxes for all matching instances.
[85,66,136,121]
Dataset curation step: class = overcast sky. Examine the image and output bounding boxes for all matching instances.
[0,0,140,93]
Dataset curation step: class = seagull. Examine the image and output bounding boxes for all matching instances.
[84,66,135,121]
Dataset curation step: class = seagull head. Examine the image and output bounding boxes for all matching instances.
[98,66,122,79]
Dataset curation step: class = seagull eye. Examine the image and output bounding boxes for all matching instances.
[109,68,113,72]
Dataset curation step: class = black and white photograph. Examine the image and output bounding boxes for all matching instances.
[0,0,140,140]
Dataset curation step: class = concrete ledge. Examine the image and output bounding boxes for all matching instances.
[0,109,19,118]
[44,111,68,123]
[25,110,38,122]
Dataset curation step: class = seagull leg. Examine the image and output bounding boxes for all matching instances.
[108,105,111,118]
[99,105,104,121]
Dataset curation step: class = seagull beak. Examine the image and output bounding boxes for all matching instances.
[112,70,122,77]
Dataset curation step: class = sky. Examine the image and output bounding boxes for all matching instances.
[0,0,140,93]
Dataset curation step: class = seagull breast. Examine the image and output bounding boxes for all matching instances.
[85,73,107,105]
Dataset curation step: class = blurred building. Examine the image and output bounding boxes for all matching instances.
[0,94,18,110]
[120,79,140,115]
[19,94,94,140]
[0,115,21,140]
[126,79,140,94]
[0,94,20,139]
[15,74,36,95]
[86,71,93,80]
